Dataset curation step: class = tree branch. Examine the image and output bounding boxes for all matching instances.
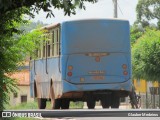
[0,0,44,14]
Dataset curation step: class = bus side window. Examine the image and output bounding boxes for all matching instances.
[39,39,43,58]
[51,27,60,57]
[38,48,41,58]
[52,31,54,56]
[55,28,60,56]
[33,38,39,59]
[59,28,61,55]
[38,39,42,58]
[43,36,46,58]
[35,49,38,58]
[56,28,59,56]
[47,33,51,57]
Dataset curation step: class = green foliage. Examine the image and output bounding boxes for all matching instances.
[3,77,19,105]
[0,19,22,110]
[136,0,160,28]
[20,21,48,32]
[130,25,144,45]
[17,29,45,58]
[0,0,97,111]
[0,0,97,17]
[6,101,38,110]
[0,22,44,110]
[0,76,18,110]
[6,100,84,110]
[132,28,160,81]
[70,101,84,109]
[1,25,44,72]
[0,0,97,43]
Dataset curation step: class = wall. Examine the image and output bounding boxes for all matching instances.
[9,85,34,106]
[8,65,34,107]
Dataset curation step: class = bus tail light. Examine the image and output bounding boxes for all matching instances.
[68,66,73,70]
[122,64,127,69]
[67,72,72,77]
[123,71,128,76]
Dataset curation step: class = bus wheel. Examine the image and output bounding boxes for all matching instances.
[53,99,61,109]
[61,99,70,109]
[111,94,120,108]
[100,95,111,108]
[37,98,47,109]
[86,97,96,109]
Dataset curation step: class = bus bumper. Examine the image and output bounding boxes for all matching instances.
[62,79,132,93]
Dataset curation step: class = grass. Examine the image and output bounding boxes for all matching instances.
[70,101,84,109]
[5,100,84,110]
[5,101,38,110]
[3,102,81,120]
[4,101,39,120]
[4,100,84,120]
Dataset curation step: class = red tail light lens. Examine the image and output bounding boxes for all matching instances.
[67,72,72,77]
[122,64,127,69]
[95,56,100,62]
[123,71,128,76]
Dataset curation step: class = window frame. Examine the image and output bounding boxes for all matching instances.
[33,24,61,59]
[46,33,52,57]
[51,27,61,57]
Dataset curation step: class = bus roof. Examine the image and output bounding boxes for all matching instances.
[42,18,129,30]
[41,23,60,30]
[62,18,129,24]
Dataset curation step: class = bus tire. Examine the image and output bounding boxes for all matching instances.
[100,95,111,108]
[61,99,70,109]
[37,98,47,109]
[87,99,96,109]
[111,94,120,108]
[54,99,61,109]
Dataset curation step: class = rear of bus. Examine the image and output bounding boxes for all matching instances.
[61,19,132,99]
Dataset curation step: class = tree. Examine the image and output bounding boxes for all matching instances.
[0,0,97,16]
[0,25,44,110]
[130,23,158,46]
[130,25,144,45]
[136,0,160,28]
[20,21,48,32]
[132,28,160,82]
[0,0,97,38]
[0,0,97,110]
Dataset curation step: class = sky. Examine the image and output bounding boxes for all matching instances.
[32,0,138,25]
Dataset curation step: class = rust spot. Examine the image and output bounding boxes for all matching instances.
[58,95,61,98]
[95,56,100,62]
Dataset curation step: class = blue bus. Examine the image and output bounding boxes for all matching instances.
[30,19,132,109]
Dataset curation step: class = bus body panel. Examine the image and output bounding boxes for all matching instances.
[30,19,132,101]
[62,78,132,93]
[61,19,131,93]
[65,53,130,84]
[30,57,63,98]
[61,19,130,54]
